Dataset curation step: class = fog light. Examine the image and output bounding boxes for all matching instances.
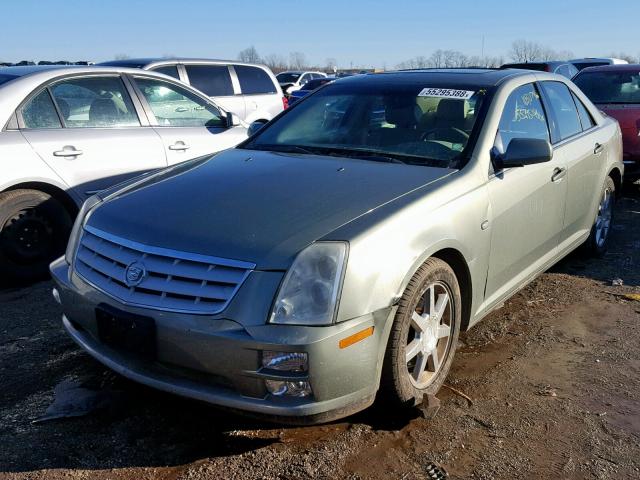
[262,351,312,397]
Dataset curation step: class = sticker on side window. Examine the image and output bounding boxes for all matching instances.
[418,88,475,99]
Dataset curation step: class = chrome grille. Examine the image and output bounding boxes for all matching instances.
[74,225,255,314]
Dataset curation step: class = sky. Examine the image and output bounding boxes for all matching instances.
[2,0,638,68]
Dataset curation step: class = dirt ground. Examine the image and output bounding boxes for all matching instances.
[1,187,639,480]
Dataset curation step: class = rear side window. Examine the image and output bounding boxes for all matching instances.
[539,81,582,142]
[184,65,234,96]
[49,76,139,128]
[495,83,550,152]
[151,65,180,80]
[21,90,62,129]
[234,65,277,94]
[572,93,595,130]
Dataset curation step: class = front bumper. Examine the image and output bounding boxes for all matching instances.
[51,257,394,423]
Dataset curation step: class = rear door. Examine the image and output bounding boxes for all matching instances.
[130,75,246,165]
[182,64,246,120]
[233,64,282,122]
[484,82,568,306]
[19,74,167,198]
[539,81,605,247]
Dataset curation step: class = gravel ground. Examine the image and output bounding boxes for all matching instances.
[1,186,639,480]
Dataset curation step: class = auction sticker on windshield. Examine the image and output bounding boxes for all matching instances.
[418,88,475,99]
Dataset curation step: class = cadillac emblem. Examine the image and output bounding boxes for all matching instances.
[124,261,146,287]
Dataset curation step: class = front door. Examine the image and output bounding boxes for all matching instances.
[19,75,167,199]
[484,82,567,306]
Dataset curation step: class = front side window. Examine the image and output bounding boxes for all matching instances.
[134,77,225,128]
[495,83,549,152]
[49,76,139,128]
[151,65,180,80]
[573,70,640,104]
[540,81,582,141]
[21,89,62,129]
[184,65,234,96]
[234,65,277,94]
[243,82,490,168]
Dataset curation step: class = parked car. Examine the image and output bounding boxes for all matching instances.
[0,65,247,282]
[570,57,629,71]
[276,71,328,95]
[573,64,640,180]
[500,61,578,79]
[287,77,335,104]
[97,58,286,123]
[51,69,623,424]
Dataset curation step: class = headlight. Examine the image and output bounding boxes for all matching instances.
[270,242,347,326]
[64,195,101,264]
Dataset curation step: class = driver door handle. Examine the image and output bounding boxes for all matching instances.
[551,167,567,182]
[53,146,83,157]
[168,142,190,151]
[594,143,604,155]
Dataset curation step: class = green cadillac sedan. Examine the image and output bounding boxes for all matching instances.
[51,69,623,423]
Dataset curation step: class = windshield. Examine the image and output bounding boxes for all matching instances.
[277,72,301,83]
[574,71,640,104]
[242,82,490,168]
[0,74,18,87]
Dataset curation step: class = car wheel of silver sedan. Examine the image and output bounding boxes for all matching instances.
[382,257,461,406]
[585,176,615,257]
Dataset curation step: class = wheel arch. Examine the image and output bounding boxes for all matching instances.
[431,248,473,331]
[608,167,622,199]
[3,182,79,219]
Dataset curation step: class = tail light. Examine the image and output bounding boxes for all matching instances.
[282,96,289,109]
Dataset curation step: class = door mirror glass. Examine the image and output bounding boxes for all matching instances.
[493,138,553,168]
[247,119,268,137]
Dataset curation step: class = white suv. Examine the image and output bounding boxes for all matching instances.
[276,71,328,95]
[99,58,286,123]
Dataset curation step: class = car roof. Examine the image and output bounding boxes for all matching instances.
[576,64,640,73]
[97,57,266,68]
[0,64,76,77]
[350,68,527,88]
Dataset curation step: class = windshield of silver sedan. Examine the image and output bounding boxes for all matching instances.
[243,83,488,167]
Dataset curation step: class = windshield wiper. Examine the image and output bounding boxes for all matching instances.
[247,144,316,155]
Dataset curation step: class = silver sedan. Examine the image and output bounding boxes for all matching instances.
[0,65,247,283]
[51,69,623,423]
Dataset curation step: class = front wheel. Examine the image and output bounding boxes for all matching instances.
[381,258,461,406]
[584,176,615,257]
[0,189,72,284]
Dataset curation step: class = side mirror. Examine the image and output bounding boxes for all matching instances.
[227,112,241,127]
[247,119,268,137]
[492,138,553,169]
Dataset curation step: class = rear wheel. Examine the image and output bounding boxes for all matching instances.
[584,176,615,257]
[381,258,461,406]
[0,189,72,284]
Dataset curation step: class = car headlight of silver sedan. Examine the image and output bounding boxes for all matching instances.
[64,195,102,264]
[270,242,348,326]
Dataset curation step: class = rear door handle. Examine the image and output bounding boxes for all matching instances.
[53,146,83,157]
[594,143,604,155]
[168,142,190,151]
[551,167,567,182]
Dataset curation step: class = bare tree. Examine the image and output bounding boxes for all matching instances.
[263,53,288,73]
[509,40,542,62]
[324,57,338,72]
[609,52,639,63]
[238,46,261,64]
[289,51,307,70]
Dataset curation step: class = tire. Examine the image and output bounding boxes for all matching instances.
[0,189,72,284]
[381,257,462,407]
[584,176,615,257]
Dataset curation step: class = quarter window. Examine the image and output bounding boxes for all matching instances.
[134,77,225,128]
[49,76,140,128]
[234,65,277,94]
[21,90,62,129]
[184,65,234,96]
[539,81,582,142]
[572,92,595,130]
[495,83,550,152]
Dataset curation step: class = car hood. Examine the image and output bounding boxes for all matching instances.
[87,149,454,269]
